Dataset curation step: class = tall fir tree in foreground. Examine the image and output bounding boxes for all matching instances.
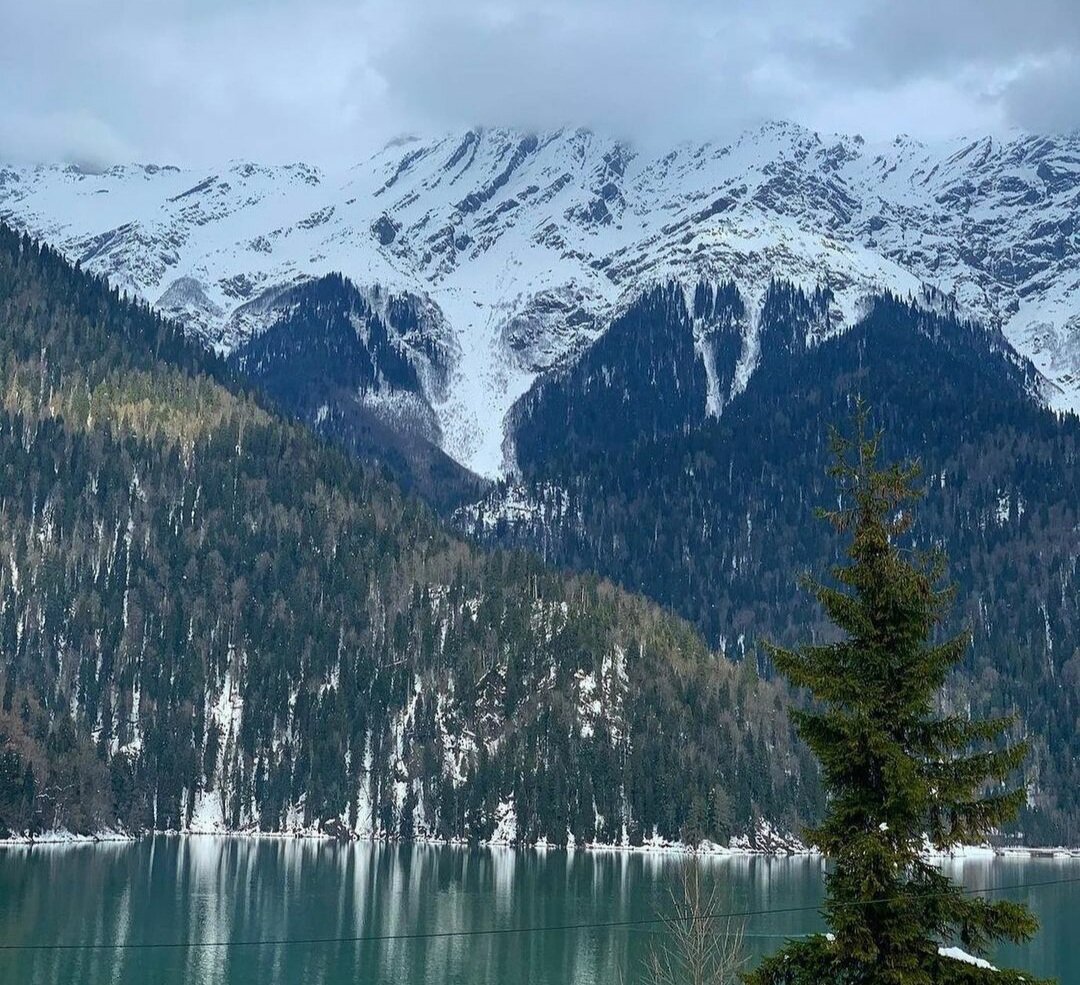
[746,410,1049,985]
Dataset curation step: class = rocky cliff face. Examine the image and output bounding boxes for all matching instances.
[3,124,1079,476]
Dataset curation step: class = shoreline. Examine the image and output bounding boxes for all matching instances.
[3,828,1079,859]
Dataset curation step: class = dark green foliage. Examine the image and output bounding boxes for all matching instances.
[0,694,107,838]
[228,274,482,512]
[494,284,1080,843]
[746,413,1048,985]
[0,225,223,385]
[512,281,713,468]
[231,273,423,395]
[0,222,814,841]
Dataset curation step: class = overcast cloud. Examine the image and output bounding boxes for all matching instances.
[1,0,1078,167]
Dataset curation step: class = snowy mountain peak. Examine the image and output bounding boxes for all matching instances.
[3,123,1079,476]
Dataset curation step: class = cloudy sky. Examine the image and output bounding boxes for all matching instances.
[2,0,1078,167]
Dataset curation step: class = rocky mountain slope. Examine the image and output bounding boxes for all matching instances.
[0,222,818,844]
[469,286,1080,843]
[3,123,1079,476]
[225,274,482,510]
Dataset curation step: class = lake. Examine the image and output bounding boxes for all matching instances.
[0,838,1077,984]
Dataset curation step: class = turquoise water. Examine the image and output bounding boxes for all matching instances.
[0,838,1075,983]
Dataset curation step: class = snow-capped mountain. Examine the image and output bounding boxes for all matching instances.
[3,122,1079,476]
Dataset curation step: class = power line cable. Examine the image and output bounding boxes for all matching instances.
[1,873,1078,952]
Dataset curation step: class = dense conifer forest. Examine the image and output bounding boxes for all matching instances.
[750,418,1046,985]
[3,221,1075,850]
[482,283,1080,844]
[228,275,482,512]
[0,224,817,842]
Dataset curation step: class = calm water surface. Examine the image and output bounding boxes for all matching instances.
[0,838,1076,984]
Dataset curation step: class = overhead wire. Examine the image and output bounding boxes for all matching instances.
[2,872,1078,952]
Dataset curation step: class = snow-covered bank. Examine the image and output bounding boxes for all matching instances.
[172,828,815,857]
[0,824,809,856]
[0,828,136,848]
[923,842,1080,860]
[177,809,817,857]
[6,824,1079,860]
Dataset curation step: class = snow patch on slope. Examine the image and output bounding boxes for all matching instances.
[5,124,1079,474]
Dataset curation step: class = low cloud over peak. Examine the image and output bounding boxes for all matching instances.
[3,0,1078,167]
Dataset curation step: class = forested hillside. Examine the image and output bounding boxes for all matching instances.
[227,275,482,511]
[476,285,1080,844]
[0,224,818,843]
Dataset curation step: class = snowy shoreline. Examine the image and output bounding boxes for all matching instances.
[3,827,1079,859]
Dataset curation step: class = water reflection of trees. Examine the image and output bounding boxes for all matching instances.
[0,840,829,985]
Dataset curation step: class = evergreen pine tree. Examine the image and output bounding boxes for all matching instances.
[747,409,1050,985]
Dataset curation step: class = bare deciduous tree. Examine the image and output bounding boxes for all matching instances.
[643,861,745,985]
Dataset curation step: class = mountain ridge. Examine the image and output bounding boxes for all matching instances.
[3,122,1079,476]
[469,286,1080,842]
[0,221,817,844]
